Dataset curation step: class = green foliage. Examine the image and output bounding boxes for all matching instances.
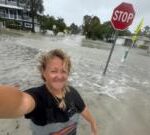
[55,18,66,32]
[5,20,22,30]
[142,25,150,38]
[83,15,132,41]
[38,15,68,34]
[83,15,102,40]
[0,18,4,22]
[69,23,81,34]
[118,30,131,36]
[38,15,55,31]
[101,21,115,42]
[23,0,44,32]
[83,15,92,36]
[23,0,44,13]
[138,45,149,50]
[101,21,131,42]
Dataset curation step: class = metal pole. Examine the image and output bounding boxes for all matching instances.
[121,40,135,62]
[103,31,118,75]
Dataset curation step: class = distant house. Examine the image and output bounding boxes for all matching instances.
[116,36,132,46]
[116,36,150,53]
[0,0,39,31]
[116,36,150,47]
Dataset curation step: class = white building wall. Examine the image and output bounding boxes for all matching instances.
[116,38,125,45]
[35,25,40,32]
[136,40,145,47]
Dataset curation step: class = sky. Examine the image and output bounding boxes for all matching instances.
[43,0,150,32]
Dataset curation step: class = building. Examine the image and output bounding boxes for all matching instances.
[0,0,39,31]
[116,36,150,54]
[116,36,133,46]
[116,36,150,46]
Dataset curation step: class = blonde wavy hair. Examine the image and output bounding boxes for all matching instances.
[38,49,71,110]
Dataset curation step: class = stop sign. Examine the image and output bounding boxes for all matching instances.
[111,2,135,31]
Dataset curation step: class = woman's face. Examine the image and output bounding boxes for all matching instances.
[43,56,69,91]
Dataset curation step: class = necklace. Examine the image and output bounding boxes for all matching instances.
[46,84,66,110]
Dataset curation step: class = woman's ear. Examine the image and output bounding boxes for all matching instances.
[42,69,47,80]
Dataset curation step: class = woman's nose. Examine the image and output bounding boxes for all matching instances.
[56,72,64,78]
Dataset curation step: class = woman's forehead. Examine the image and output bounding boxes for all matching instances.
[46,57,68,68]
[47,57,64,64]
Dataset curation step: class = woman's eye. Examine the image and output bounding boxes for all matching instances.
[62,70,67,73]
[51,70,57,73]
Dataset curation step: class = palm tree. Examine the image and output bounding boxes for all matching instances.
[23,0,44,32]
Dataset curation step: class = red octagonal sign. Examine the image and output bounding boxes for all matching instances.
[111,2,135,31]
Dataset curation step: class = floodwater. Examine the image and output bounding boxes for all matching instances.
[0,30,150,135]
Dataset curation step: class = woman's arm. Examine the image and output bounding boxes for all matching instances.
[0,85,35,118]
[81,106,98,135]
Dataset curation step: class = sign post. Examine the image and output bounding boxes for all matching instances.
[121,18,144,62]
[103,2,135,75]
[103,31,118,75]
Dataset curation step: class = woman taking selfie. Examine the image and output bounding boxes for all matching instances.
[0,49,97,135]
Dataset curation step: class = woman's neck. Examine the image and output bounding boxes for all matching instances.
[45,83,63,98]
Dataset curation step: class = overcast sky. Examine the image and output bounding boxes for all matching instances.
[43,0,150,32]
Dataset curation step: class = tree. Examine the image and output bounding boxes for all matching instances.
[55,18,66,33]
[37,15,68,34]
[69,23,81,34]
[89,16,102,40]
[142,25,150,38]
[82,15,102,40]
[82,15,92,37]
[101,21,115,42]
[118,29,131,36]
[38,15,56,31]
[101,21,131,42]
[23,0,44,32]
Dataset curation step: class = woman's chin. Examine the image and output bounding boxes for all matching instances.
[52,84,65,91]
